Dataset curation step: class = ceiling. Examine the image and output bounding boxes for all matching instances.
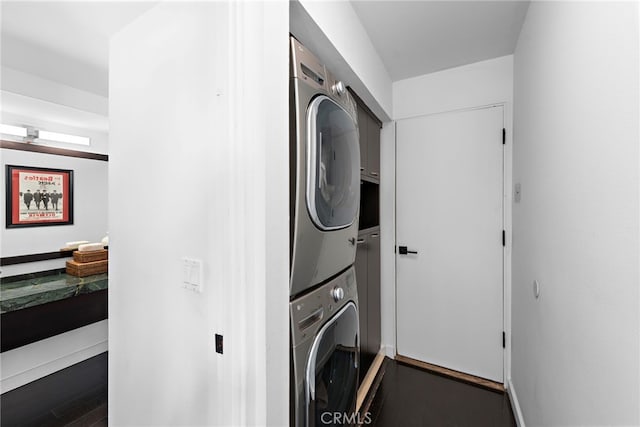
[0,1,529,97]
[1,1,157,97]
[351,0,530,81]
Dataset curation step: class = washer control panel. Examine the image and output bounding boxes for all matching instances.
[290,267,357,344]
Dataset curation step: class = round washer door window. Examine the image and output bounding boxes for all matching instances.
[305,302,359,427]
[307,96,360,230]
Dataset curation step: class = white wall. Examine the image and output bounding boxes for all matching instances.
[291,0,392,121]
[1,66,108,116]
[512,2,639,426]
[393,55,513,120]
[109,2,288,425]
[383,56,514,371]
[0,149,108,275]
[1,33,108,97]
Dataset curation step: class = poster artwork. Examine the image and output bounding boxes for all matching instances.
[6,166,74,228]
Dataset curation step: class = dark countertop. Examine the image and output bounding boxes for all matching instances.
[0,270,108,314]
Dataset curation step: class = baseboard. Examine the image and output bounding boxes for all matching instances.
[507,378,526,427]
[395,354,505,393]
[1,340,107,393]
[356,350,386,412]
[383,344,395,359]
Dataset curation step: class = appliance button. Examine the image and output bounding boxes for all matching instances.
[331,286,345,302]
[332,81,346,96]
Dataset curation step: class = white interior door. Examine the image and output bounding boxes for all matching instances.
[396,106,504,383]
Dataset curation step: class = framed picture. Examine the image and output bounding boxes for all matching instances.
[5,165,74,228]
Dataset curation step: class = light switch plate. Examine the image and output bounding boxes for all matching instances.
[181,257,203,292]
[514,183,521,203]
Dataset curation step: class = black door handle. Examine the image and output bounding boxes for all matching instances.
[398,246,418,255]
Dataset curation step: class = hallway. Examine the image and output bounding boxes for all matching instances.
[365,359,516,427]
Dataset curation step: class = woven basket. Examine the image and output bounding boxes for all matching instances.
[73,249,108,263]
[66,260,108,277]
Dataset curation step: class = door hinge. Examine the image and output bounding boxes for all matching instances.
[502,128,506,145]
[502,331,506,348]
[502,230,506,247]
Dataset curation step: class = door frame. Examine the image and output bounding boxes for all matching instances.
[393,103,512,385]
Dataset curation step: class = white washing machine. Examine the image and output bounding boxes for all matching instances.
[289,36,361,298]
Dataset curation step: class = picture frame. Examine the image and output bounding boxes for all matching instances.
[5,165,74,228]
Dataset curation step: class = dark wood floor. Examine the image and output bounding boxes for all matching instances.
[1,353,515,426]
[363,358,517,427]
[0,352,107,427]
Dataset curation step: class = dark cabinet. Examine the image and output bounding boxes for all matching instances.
[366,113,380,180]
[357,105,381,182]
[351,88,382,383]
[367,231,381,356]
[356,228,381,382]
[357,106,368,176]
[355,234,368,380]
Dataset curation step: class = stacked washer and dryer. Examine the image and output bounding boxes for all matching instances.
[289,36,361,427]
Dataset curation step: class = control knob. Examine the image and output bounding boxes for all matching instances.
[332,81,346,96]
[331,286,345,302]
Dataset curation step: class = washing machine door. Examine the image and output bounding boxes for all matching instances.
[305,302,359,427]
[307,96,360,231]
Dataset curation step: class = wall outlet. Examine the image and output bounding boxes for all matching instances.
[215,334,223,354]
[181,257,203,292]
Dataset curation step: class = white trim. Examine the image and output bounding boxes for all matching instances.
[377,120,396,364]
[502,101,514,387]
[507,378,526,427]
[500,105,508,385]
[638,4,640,424]
[393,119,399,357]
[383,344,396,359]
[0,340,107,393]
[394,102,506,124]
[637,4,640,425]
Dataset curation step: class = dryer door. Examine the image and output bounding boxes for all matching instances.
[307,96,360,231]
[305,302,359,427]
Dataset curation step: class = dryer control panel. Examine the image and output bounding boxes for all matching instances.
[290,36,357,118]
[290,37,326,91]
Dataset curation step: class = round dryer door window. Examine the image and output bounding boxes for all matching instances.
[306,96,360,230]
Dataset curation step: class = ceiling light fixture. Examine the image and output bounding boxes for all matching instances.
[0,123,91,146]
[0,124,28,138]
[37,130,91,146]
